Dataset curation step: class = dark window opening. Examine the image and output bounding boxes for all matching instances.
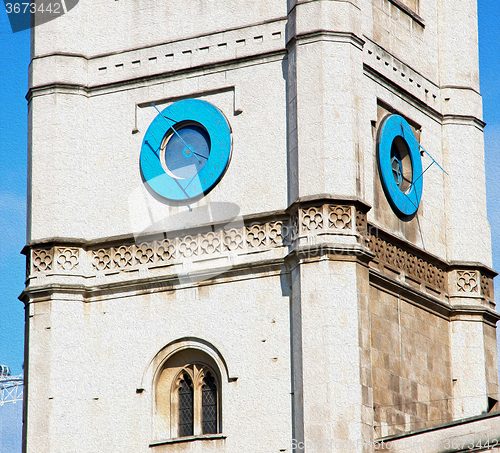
[202,371,218,434]
[178,373,194,437]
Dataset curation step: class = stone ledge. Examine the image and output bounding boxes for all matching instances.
[150,433,227,447]
[363,62,441,123]
[29,18,287,93]
[363,37,440,113]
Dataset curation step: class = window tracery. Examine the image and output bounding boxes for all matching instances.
[155,353,221,441]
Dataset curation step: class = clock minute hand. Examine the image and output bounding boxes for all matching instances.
[151,103,202,164]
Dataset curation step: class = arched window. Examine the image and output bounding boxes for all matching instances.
[154,351,221,441]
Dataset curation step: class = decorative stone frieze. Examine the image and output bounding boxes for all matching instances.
[328,205,351,230]
[246,224,267,247]
[367,228,447,292]
[179,235,198,259]
[29,216,288,279]
[355,209,368,238]
[302,206,323,230]
[55,248,79,271]
[223,228,244,251]
[268,221,283,245]
[447,264,497,304]
[481,274,493,299]
[447,261,497,308]
[296,203,353,235]
[25,201,496,306]
[27,203,357,279]
[289,212,299,243]
[92,249,112,271]
[113,246,134,268]
[200,232,221,255]
[156,239,176,262]
[32,249,53,273]
[136,242,155,265]
[457,271,478,293]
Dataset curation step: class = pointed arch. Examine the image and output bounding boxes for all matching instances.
[151,345,225,441]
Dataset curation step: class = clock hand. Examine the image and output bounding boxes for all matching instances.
[173,176,191,199]
[192,151,208,160]
[151,103,189,147]
[151,103,202,165]
[145,141,160,159]
[184,172,200,191]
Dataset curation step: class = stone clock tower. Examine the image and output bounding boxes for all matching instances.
[23,0,498,452]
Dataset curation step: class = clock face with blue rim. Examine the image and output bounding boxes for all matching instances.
[377,114,423,217]
[140,99,232,201]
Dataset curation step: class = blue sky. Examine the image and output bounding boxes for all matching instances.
[0,9,28,378]
[0,8,28,451]
[479,0,500,289]
[0,1,499,449]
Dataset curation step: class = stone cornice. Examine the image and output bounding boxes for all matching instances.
[28,18,287,100]
[441,114,486,130]
[362,43,486,130]
[286,194,371,214]
[450,306,500,326]
[363,63,442,124]
[290,30,365,51]
[285,243,375,270]
[27,51,286,101]
[363,37,440,116]
[31,17,288,63]
[369,269,450,320]
[376,411,500,449]
[448,261,497,278]
[20,258,286,302]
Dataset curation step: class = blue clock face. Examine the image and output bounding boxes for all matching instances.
[140,99,232,201]
[378,114,423,216]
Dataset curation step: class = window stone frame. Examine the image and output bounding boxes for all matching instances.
[170,363,220,439]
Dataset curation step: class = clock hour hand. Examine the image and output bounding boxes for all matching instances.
[192,151,208,160]
[152,103,205,165]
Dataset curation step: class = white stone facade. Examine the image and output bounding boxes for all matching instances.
[23,0,498,452]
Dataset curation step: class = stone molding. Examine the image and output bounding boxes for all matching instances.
[363,37,440,116]
[363,43,486,131]
[24,200,496,309]
[442,114,486,130]
[366,227,447,295]
[370,270,499,328]
[28,18,287,98]
[291,30,365,51]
